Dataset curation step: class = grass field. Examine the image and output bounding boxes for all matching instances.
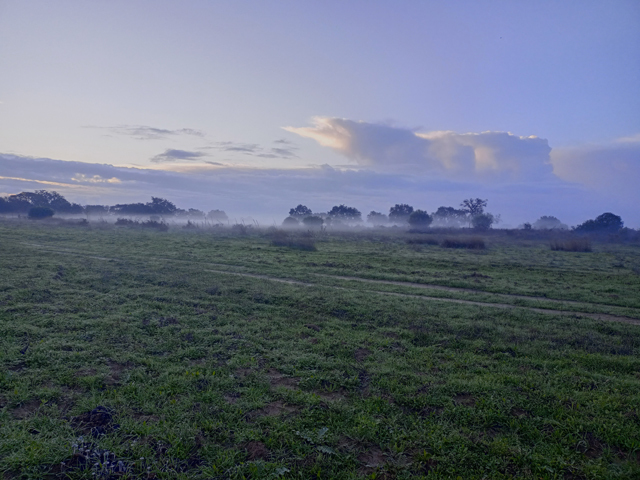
[1,221,640,479]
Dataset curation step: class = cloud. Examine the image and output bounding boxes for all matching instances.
[551,135,640,201]
[284,117,552,181]
[86,125,205,140]
[208,141,298,160]
[151,149,206,163]
[72,174,122,184]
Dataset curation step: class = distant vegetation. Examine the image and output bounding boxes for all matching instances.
[0,190,636,243]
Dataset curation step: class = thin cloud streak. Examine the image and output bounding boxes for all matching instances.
[85,125,205,140]
[151,149,207,163]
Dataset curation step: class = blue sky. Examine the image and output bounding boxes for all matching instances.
[1,1,639,226]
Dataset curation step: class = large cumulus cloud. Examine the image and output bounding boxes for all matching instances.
[284,117,553,181]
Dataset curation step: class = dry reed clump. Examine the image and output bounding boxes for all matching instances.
[406,236,439,245]
[115,218,169,231]
[269,229,316,251]
[441,237,486,249]
[550,238,592,252]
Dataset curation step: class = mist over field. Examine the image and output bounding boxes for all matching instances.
[1,2,640,478]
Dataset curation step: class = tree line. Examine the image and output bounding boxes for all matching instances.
[0,190,229,222]
[284,198,500,230]
[0,190,627,233]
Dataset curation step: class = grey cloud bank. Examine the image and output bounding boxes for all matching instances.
[1,150,638,228]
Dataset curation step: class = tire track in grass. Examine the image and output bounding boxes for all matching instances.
[204,269,640,326]
[18,243,640,325]
[312,273,631,309]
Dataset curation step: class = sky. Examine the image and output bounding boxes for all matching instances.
[1,0,639,227]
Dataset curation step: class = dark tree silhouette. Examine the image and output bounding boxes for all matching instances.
[289,205,312,217]
[574,213,623,233]
[85,205,109,216]
[460,198,487,216]
[367,211,388,226]
[389,204,414,223]
[408,210,432,228]
[472,213,495,230]
[302,215,324,229]
[432,206,467,227]
[0,190,83,214]
[328,205,362,221]
[28,206,54,219]
[149,197,177,215]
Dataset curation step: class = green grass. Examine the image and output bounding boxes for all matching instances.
[1,221,640,479]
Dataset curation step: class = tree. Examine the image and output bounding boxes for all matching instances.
[111,202,151,215]
[574,213,623,233]
[460,198,487,216]
[28,206,54,219]
[289,205,312,217]
[206,209,228,223]
[460,198,488,227]
[186,208,205,218]
[149,197,177,215]
[389,204,414,223]
[472,213,495,230]
[1,190,83,214]
[328,205,362,222]
[282,216,300,227]
[85,205,109,216]
[367,211,388,226]
[533,216,568,230]
[432,206,467,228]
[302,215,324,229]
[408,210,432,228]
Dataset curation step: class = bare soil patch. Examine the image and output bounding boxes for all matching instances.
[71,405,119,437]
[358,447,387,475]
[105,359,132,386]
[354,348,372,362]
[12,399,41,419]
[245,440,269,460]
[454,394,476,407]
[266,368,299,390]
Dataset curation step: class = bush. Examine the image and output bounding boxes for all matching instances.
[269,229,316,251]
[282,216,300,227]
[441,237,485,249]
[183,220,198,230]
[231,224,250,235]
[142,220,169,231]
[114,218,168,231]
[471,213,494,230]
[550,238,592,252]
[302,216,324,230]
[115,218,137,226]
[533,216,567,230]
[28,206,54,219]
